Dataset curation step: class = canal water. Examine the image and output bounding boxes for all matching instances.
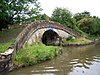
[3,42,100,75]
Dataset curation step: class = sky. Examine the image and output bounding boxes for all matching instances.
[39,0,100,17]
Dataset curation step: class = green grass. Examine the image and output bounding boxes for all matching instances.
[0,26,25,52]
[63,37,92,44]
[14,44,59,67]
[0,40,14,53]
[89,35,100,39]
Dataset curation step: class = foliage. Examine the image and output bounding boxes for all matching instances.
[94,17,100,35]
[26,14,50,21]
[74,11,91,22]
[0,0,42,31]
[77,17,100,36]
[63,37,92,44]
[73,11,100,37]
[66,36,75,41]
[40,14,50,21]
[0,40,13,53]
[77,18,95,34]
[14,44,58,66]
[0,0,9,31]
[51,7,76,28]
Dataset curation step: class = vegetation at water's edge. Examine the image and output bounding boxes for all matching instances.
[0,26,25,52]
[14,44,61,67]
[0,40,13,53]
[62,37,92,44]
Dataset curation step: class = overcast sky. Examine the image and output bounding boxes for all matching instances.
[39,0,100,17]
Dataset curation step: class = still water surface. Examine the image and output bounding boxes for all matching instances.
[4,42,100,75]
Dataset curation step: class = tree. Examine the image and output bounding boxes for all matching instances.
[27,1,43,18]
[74,11,91,22]
[40,14,50,21]
[51,7,76,28]
[0,0,9,31]
[74,11,100,36]
[0,0,42,31]
[77,17,97,35]
[25,14,50,22]
[94,17,100,35]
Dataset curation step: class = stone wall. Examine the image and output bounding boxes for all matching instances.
[0,48,14,72]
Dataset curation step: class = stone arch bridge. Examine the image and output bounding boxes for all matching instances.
[0,21,82,72]
[15,21,82,50]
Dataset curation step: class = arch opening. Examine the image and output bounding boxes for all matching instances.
[42,30,60,45]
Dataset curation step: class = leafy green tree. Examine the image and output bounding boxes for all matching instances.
[0,0,42,31]
[94,17,100,35]
[74,11,91,22]
[51,7,76,28]
[74,11,100,36]
[40,14,50,21]
[27,1,42,18]
[25,14,50,22]
[0,0,9,31]
[77,17,97,35]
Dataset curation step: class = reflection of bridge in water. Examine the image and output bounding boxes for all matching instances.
[0,21,83,72]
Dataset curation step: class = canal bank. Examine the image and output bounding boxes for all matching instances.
[0,38,99,73]
[0,21,100,73]
[13,44,62,69]
[2,41,100,75]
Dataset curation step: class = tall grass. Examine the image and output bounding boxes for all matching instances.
[14,44,59,67]
[0,40,14,53]
[63,37,92,44]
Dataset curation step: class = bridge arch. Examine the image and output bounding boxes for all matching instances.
[42,30,59,45]
[15,21,82,50]
[0,21,83,72]
[26,27,71,45]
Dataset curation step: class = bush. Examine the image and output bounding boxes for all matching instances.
[66,36,75,41]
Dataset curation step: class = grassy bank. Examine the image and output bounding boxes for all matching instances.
[0,40,14,52]
[14,44,60,67]
[62,37,92,44]
[0,26,25,52]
